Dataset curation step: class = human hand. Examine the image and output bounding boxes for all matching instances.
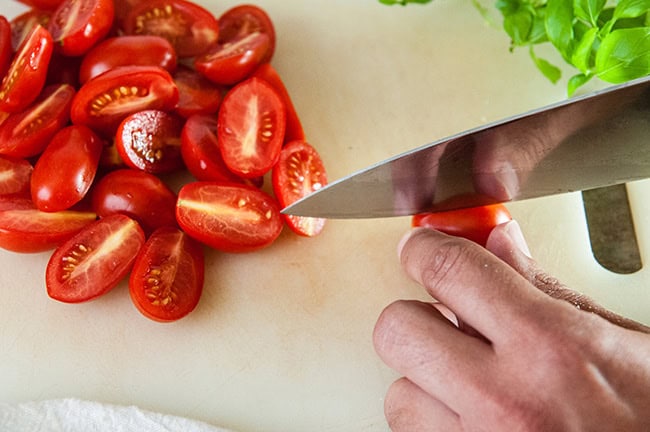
[373,221,650,431]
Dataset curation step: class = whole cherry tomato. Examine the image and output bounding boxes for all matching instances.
[48,0,115,56]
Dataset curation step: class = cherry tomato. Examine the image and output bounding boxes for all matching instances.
[115,109,184,174]
[0,206,96,253]
[129,226,204,322]
[91,168,177,235]
[272,140,327,237]
[79,35,178,85]
[31,125,103,212]
[217,77,286,178]
[176,181,283,253]
[0,25,53,113]
[0,195,34,212]
[123,0,219,58]
[252,63,305,143]
[16,0,66,10]
[0,83,75,158]
[48,0,115,56]
[70,65,179,134]
[98,140,127,171]
[218,4,276,63]
[46,52,82,88]
[0,156,33,197]
[46,214,145,303]
[0,16,12,79]
[195,32,270,86]
[10,9,51,51]
[173,66,224,118]
[412,202,513,247]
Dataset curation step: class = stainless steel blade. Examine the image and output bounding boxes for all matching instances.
[283,75,650,219]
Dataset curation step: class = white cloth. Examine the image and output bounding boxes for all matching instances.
[0,398,234,432]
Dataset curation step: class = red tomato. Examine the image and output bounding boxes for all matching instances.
[79,35,178,85]
[48,0,115,56]
[176,181,283,253]
[129,226,204,322]
[272,140,327,237]
[0,25,53,113]
[123,0,219,58]
[46,52,82,88]
[46,214,145,303]
[31,125,103,212]
[0,156,33,197]
[217,77,286,178]
[0,207,96,253]
[10,9,52,51]
[218,4,276,63]
[0,84,75,158]
[98,140,127,171]
[412,202,513,247]
[70,65,179,134]
[173,66,224,118]
[0,195,34,212]
[115,109,184,174]
[252,63,305,143]
[16,0,66,10]
[0,16,12,79]
[195,32,270,86]
[91,168,177,234]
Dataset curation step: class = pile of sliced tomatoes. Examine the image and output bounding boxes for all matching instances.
[0,0,329,322]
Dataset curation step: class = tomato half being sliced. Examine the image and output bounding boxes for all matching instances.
[218,4,276,63]
[217,77,286,178]
[48,0,114,56]
[46,214,145,303]
[272,140,328,237]
[0,156,33,198]
[129,226,204,322]
[176,181,283,253]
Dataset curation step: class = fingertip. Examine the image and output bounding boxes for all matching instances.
[397,227,427,260]
[487,220,532,259]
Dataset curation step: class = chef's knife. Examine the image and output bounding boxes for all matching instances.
[282,75,650,219]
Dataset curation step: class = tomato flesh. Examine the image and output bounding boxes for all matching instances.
[0,156,33,198]
[218,4,276,63]
[176,181,283,253]
[48,0,115,56]
[173,66,224,118]
[129,226,204,322]
[46,214,145,303]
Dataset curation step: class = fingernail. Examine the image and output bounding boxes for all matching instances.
[397,230,414,260]
[503,220,532,258]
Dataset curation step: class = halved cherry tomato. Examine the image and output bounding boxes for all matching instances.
[217,77,286,178]
[10,9,52,51]
[0,156,33,197]
[0,83,75,158]
[173,66,224,119]
[0,206,96,253]
[48,0,115,56]
[195,32,270,86]
[113,0,146,27]
[0,25,53,113]
[46,214,145,303]
[129,226,204,322]
[91,168,177,234]
[252,63,305,143]
[31,125,103,212]
[123,0,219,58]
[272,140,327,237]
[70,65,179,134]
[0,195,34,212]
[176,181,283,253]
[218,4,276,63]
[115,109,184,174]
[17,0,66,10]
[0,16,12,79]
[79,35,178,85]
[412,202,512,247]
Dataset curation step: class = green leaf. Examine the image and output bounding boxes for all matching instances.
[504,8,535,45]
[567,73,594,95]
[571,26,598,72]
[596,27,650,82]
[530,46,563,83]
[574,0,607,25]
[613,0,650,19]
[546,0,576,61]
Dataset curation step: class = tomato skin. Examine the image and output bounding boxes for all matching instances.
[0,83,75,158]
[0,156,33,198]
[79,35,178,85]
[218,4,276,63]
[70,65,179,134]
[217,77,286,178]
[115,109,184,174]
[0,207,96,253]
[0,24,53,113]
[46,214,145,303]
[272,140,327,237]
[173,66,224,118]
[48,0,115,56]
[0,16,12,79]
[129,226,204,322]
[176,181,283,253]
[31,125,103,212]
[16,0,66,10]
[412,203,513,247]
[195,32,270,86]
[90,168,177,235]
[123,0,219,58]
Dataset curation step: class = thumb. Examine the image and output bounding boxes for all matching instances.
[486,220,650,333]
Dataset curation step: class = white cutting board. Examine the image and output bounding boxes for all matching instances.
[2,1,650,431]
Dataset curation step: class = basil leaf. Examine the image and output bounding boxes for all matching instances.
[572,26,598,72]
[574,0,607,25]
[596,27,650,83]
[530,46,562,83]
[614,0,650,19]
[567,73,594,95]
[504,8,534,45]
[546,0,575,61]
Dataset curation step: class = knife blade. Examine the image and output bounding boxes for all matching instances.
[282,75,650,219]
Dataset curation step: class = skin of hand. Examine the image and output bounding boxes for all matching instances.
[373,221,650,431]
